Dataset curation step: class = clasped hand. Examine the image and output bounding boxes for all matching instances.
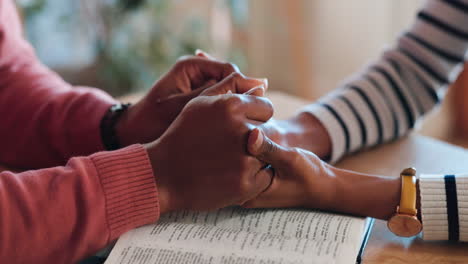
[115,51,333,215]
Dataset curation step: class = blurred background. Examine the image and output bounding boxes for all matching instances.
[15,0,468,147]
[16,0,422,98]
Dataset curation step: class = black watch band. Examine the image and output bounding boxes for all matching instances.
[100,103,131,151]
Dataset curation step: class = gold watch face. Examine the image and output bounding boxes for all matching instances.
[388,214,422,237]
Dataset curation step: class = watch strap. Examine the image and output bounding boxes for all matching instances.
[100,103,131,150]
[398,168,418,216]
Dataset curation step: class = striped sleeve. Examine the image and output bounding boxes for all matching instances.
[303,0,468,163]
[420,174,468,241]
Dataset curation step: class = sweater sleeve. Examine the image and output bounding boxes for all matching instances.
[302,0,468,163]
[419,173,468,241]
[0,144,159,263]
[0,0,117,169]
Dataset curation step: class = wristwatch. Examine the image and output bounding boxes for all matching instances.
[100,103,131,150]
[387,167,422,237]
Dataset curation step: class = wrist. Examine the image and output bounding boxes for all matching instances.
[114,104,135,148]
[328,167,401,220]
[144,141,176,215]
[305,161,338,210]
[285,112,331,159]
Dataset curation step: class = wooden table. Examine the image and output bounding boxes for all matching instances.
[268,91,468,264]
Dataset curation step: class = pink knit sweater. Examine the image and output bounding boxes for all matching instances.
[0,1,160,263]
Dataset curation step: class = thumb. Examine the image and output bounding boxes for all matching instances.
[247,128,291,167]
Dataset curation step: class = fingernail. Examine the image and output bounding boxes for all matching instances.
[254,78,268,89]
[195,49,213,59]
[195,49,205,55]
[244,85,265,96]
[226,90,233,94]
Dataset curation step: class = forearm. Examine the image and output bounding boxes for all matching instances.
[326,169,468,242]
[0,145,159,263]
[0,0,116,168]
[0,74,115,168]
[324,167,401,220]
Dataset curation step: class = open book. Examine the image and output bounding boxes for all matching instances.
[104,207,373,264]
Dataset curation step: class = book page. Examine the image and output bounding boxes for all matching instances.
[158,207,366,244]
[105,208,368,264]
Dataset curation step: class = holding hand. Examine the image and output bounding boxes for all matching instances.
[244,128,402,220]
[195,50,331,160]
[116,56,267,146]
[243,128,337,210]
[146,73,274,214]
[258,113,332,160]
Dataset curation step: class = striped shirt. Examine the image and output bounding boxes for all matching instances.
[305,0,468,241]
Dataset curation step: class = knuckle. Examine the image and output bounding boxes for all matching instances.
[184,97,210,115]
[289,148,305,166]
[211,98,226,113]
[224,62,240,74]
[186,96,203,108]
[174,56,200,70]
[228,71,243,81]
[173,59,188,71]
[247,97,274,118]
[222,95,243,113]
